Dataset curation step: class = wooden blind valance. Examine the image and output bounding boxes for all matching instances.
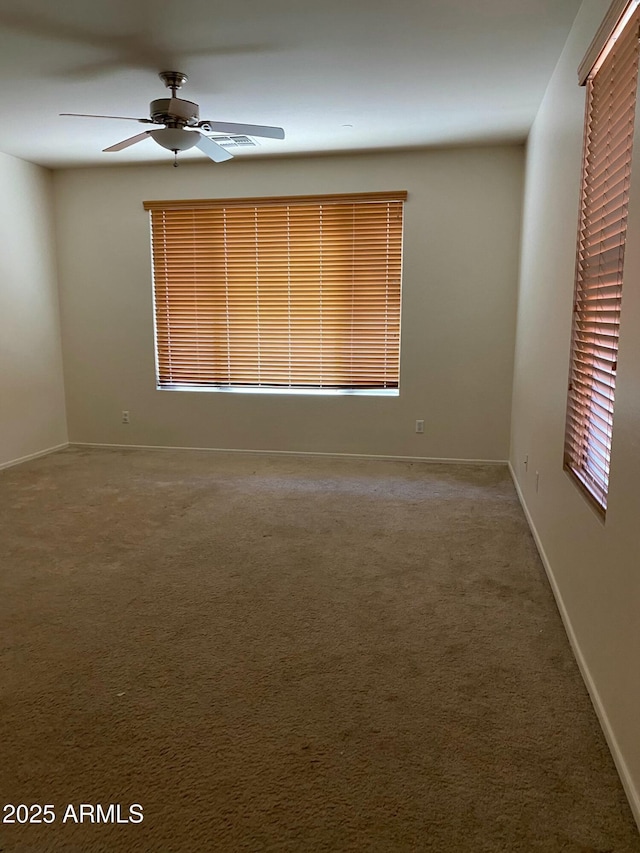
[578,0,640,84]
[143,191,408,212]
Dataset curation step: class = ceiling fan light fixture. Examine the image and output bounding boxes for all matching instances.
[150,128,200,152]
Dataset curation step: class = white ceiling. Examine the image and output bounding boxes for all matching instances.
[0,0,582,169]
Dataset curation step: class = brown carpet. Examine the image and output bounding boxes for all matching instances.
[0,446,638,853]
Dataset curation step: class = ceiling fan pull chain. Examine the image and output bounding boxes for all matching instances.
[173,150,179,168]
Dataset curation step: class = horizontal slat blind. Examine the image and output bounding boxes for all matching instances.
[145,192,406,391]
[564,3,640,512]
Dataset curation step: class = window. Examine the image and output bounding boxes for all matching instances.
[143,191,406,395]
[564,0,640,514]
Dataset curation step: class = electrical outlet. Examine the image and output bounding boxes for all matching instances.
[122,410,130,424]
[415,419,425,434]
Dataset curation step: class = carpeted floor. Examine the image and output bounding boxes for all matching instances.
[0,446,638,852]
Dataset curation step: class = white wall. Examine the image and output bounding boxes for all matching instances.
[53,146,523,461]
[0,152,67,468]
[511,0,640,825]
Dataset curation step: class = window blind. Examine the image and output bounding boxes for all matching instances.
[143,192,406,392]
[564,2,640,512]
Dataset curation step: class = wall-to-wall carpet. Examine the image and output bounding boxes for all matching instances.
[1,447,638,852]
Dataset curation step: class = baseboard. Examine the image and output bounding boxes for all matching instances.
[508,462,640,831]
[70,441,508,467]
[0,442,69,472]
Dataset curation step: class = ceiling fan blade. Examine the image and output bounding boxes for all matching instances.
[103,131,152,152]
[195,134,234,163]
[198,121,285,140]
[61,113,153,123]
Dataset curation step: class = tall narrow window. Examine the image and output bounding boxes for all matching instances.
[144,191,406,394]
[564,0,640,514]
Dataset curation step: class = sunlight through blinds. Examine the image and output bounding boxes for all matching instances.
[144,192,406,392]
[564,2,640,513]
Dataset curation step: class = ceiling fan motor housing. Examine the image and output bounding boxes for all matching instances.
[150,98,199,124]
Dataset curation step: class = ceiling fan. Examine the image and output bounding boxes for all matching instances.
[61,71,285,165]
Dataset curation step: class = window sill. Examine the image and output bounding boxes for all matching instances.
[157,385,399,397]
